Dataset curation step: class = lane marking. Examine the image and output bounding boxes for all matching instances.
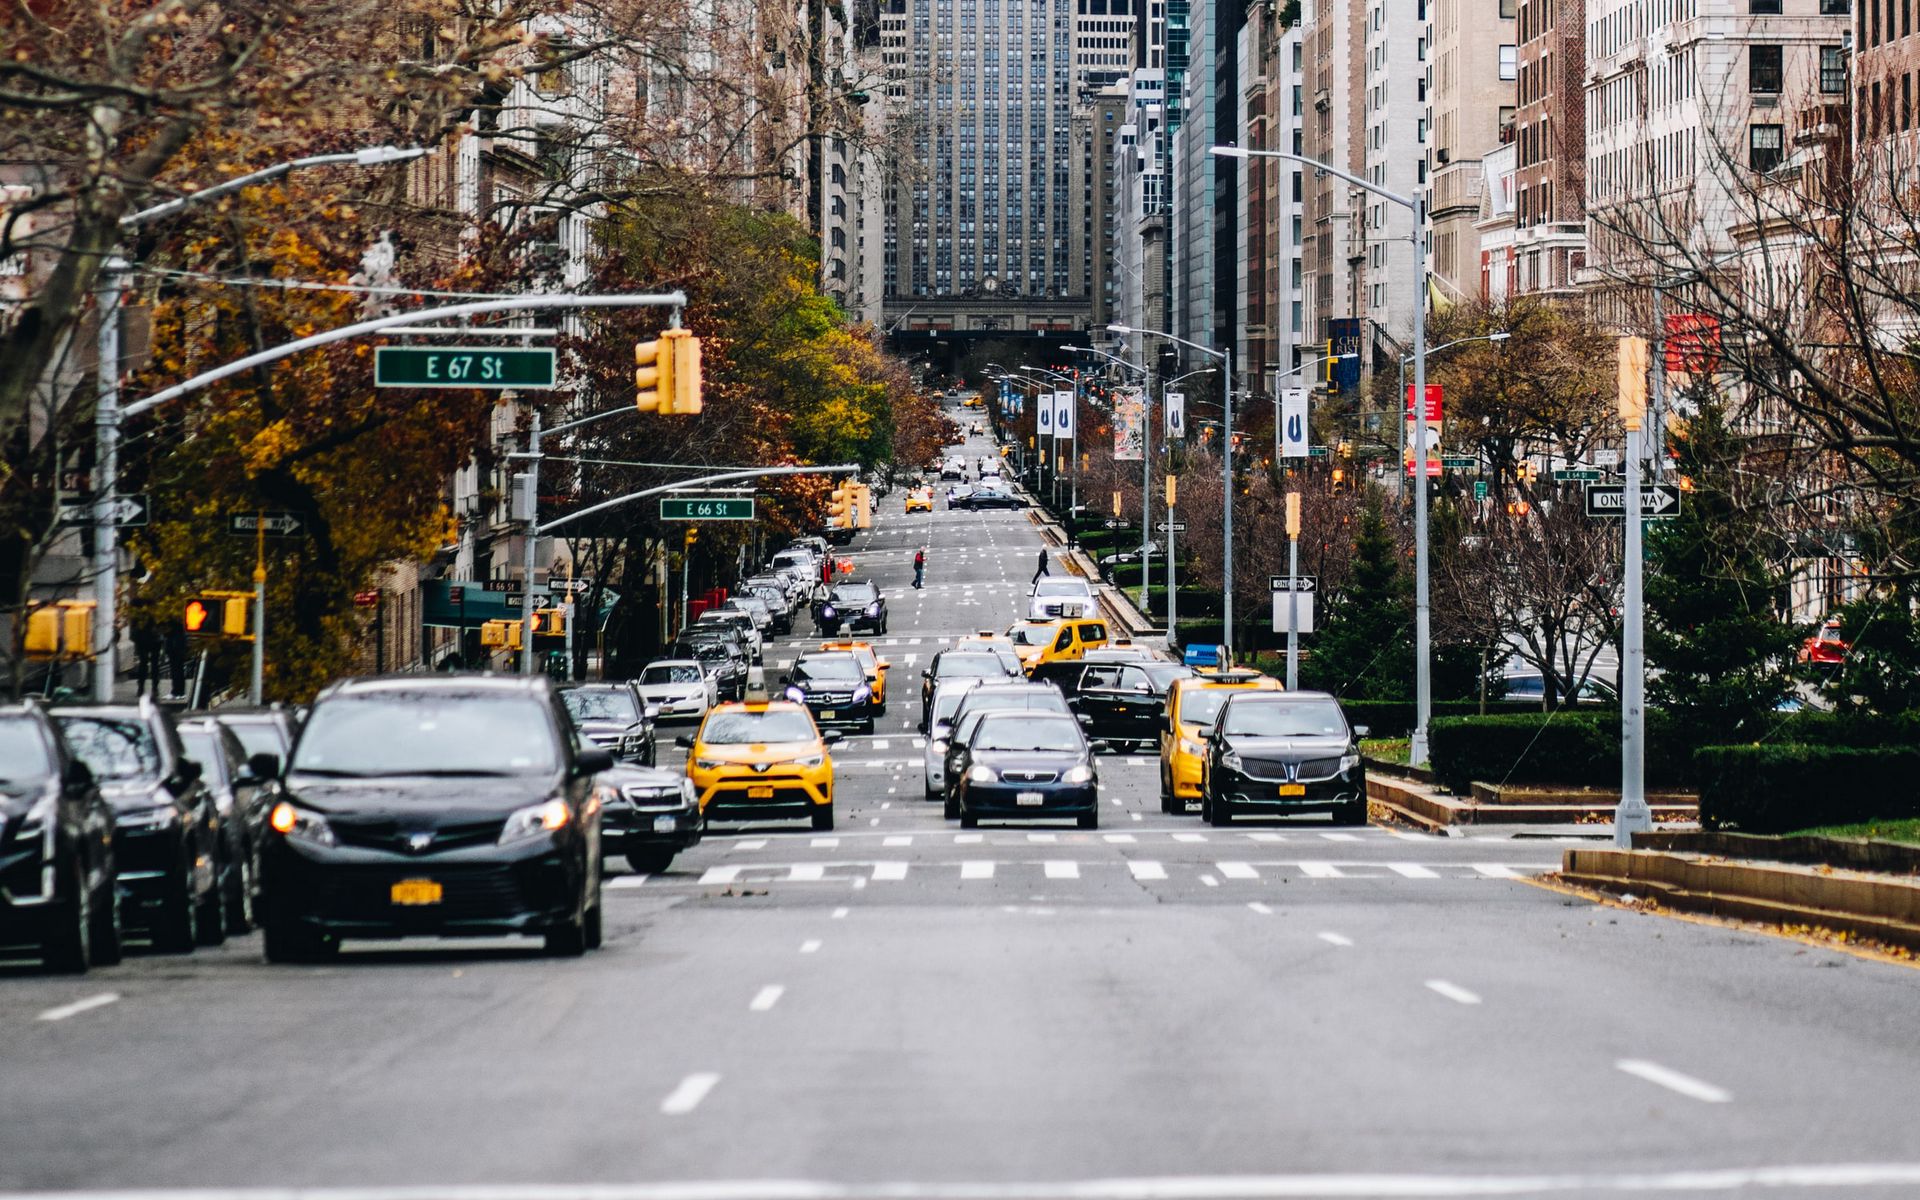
[786,864,826,882]
[1473,863,1522,879]
[872,740,890,750]
[831,907,849,919]
[871,861,909,881]
[1245,832,1286,843]
[1615,1059,1731,1103]
[1131,812,1143,822]
[1320,832,1362,842]
[1299,861,1345,879]
[1104,832,1137,844]
[749,985,785,1012]
[1172,832,1207,843]
[733,839,768,852]
[1217,861,1259,880]
[811,837,841,849]
[1044,860,1079,880]
[607,875,649,889]
[1318,931,1354,947]
[1128,860,1167,881]
[962,860,995,880]
[36,993,119,1023]
[799,940,822,954]
[659,1072,721,1115]
[1388,863,1441,879]
[954,833,984,845]
[883,835,913,847]
[1247,901,1273,915]
[1200,874,1219,887]
[1027,832,1058,843]
[1425,980,1483,1006]
[699,865,745,885]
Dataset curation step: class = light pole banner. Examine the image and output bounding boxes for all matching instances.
[1038,393,1052,434]
[1113,388,1146,461]
[1280,388,1310,459]
[1054,391,1075,439]
[1165,391,1186,439]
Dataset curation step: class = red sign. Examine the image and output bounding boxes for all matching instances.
[1403,458,1443,478]
[1404,384,1443,422]
[354,590,380,609]
[1665,313,1721,377]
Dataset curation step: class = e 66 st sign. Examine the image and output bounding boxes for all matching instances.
[375,346,556,389]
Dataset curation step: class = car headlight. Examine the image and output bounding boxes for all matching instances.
[500,798,571,845]
[821,605,837,617]
[1339,753,1361,774]
[1062,764,1093,785]
[785,686,806,703]
[968,764,999,783]
[681,778,698,803]
[694,757,726,771]
[268,802,334,847]
[866,603,882,617]
[1179,738,1206,756]
[853,683,872,703]
[119,804,179,832]
[14,792,56,858]
[1220,750,1244,772]
[790,752,826,768]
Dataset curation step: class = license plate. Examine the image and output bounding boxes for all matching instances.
[652,815,678,833]
[1278,783,1306,796]
[1016,792,1045,806]
[748,786,774,799]
[390,879,443,906]
[821,710,836,720]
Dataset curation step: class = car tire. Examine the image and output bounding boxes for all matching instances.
[1077,812,1098,830]
[1208,793,1235,827]
[262,912,334,964]
[42,863,91,975]
[224,853,255,936]
[861,717,876,735]
[196,872,227,947]
[151,853,198,955]
[943,792,959,820]
[89,878,122,967]
[811,806,835,832]
[544,912,588,957]
[626,851,675,875]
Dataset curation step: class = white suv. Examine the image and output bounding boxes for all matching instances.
[1027,577,1098,622]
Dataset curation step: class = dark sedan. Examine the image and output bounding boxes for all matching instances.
[178,717,272,936]
[255,675,612,962]
[1200,691,1367,826]
[54,701,223,953]
[673,638,749,702]
[813,581,887,636]
[781,652,876,733]
[951,486,1026,511]
[950,712,1098,830]
[1063,660,1192,751]
[559,682,658,766]
[594,762,701,875]
[0,705,120,972]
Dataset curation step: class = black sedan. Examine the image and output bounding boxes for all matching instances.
[54,701,224,953]
[781,651,877,734]
[813,581,887,636]
[178,717,272,936]
[1201,691,1368,826]
[595,762,701,875]
[951,486,1026,511]
[950,712,1098,830]
[254,674,612,962]
[559,682,658,766]
[1063,660,1191,751]
[0,705,120,972]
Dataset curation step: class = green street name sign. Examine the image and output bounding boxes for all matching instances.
[374,346,556,389]
[1441,456,1478,469]
[1308,445,1331,458]
[660,497,756,521]
[1554,469,1603,482]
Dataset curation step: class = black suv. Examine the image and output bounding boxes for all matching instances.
[813,581,887,636]
[1201,691,1368,826]
[256,674,613,962]
[781,651,876,733]
[53,700,224,953]
[0,704,120,971]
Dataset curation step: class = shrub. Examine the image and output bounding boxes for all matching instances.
[1695,744,1920,833]
[1427,712,1622,795]
[1338,700,1538,741]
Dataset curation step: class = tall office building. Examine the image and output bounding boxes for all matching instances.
[1423,0,1517,305]
[1302,0,1363,361]
[1360,0,1425,365]
[1508,0,1586,299]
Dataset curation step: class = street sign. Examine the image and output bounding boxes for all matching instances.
[659,497,755,521]
[354,590,380,608]
[1473,480,1488,501]
[227,512,305,537]
[57,494,149,527]
[374,346,557,389]
[1271,593,1316,634]
[1308,445,1331,459]
[1441,456,1477,470]
[1594,449,1621,467]
[1268,575,1319,593]
[1554,469,1603,482]
[1584,483,1682,518]
[1156,522,1187,532]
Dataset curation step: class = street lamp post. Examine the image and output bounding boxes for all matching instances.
[1271,352,1356,463]
[1213,144,1434,762]
[1022,364,1078,541]
[1110,324,1234,655]
[92,144,428,701]
[1072,346,1153,608]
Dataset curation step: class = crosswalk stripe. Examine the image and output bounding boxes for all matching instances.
[733,840,768,852]
[962,860,995,880]
[1388,863,1440,879]
[1245,832,1286,843]
[699,865,744,885]
[871,861,909,881]
[1128,860,1167,881]
[1103,833,1136,843]
[883,836,913,847]
[811,837,840,848]
[1217,861,1260,880]
[787,864,826,881]
[1172,832,1207,843]
[607,874,649,889]
[954,833,984,844]
[1044,860,1079,879]
[1320,832,1362,842]
[872,740,890,750]
[1299,861,1345,878]
[1473,863,1522,878]
[1027,833,1058,843]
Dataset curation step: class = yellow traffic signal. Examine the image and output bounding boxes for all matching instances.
[828,481,855,530]
[1513,462,1529,482]
[1617,335,1650,430]
[671,330,703,415]
[853,483,873,529]
[536,607,567,637]
[219,597,250,637]
[23,607,60,656]
[1165,475,1177,506]
[184,599,212,634]
[635,333,677,412]
[684,526,698,547]
[23,601,97,659]
[480,620,524,649]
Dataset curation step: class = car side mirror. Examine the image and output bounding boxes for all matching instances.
[1194,726,1213,741]
[576,747,616,775]
[674,735,695,749]
[1353,725,1371,738]
[877,660,891,670]
[173,759,203,788]
[823,731,845,745]
[245,753,281,783]
[64,758,94,788]
[644,704,662,722]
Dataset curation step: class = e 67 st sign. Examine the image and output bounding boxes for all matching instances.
[374,346,556,389]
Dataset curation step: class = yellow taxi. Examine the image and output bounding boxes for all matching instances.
[818,640,891,714]
[905,487,934,513]
[676,700,838,830]
[1006,617,1110,674]
[1159,669,1283,814]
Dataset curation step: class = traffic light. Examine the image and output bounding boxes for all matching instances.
[23,607,60,656]
[853,483,873,529]
[22,601,97,659]
[828,481,855,529]
[1331,467,1346,492]
[183,598,213,634]
[481,620,523,649]
[684,526,698,547]
[535,607,567,638]
[1617,335,1650,430]
[1513,462,1529,482]
[220,597,250,637]
[671,330,704,414]
[634,332,677,412]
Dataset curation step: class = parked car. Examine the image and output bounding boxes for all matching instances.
[813,580,887,636]
[781,651,877,733]
[595,761,701,875]
[635,659,717,722]
[949,711,1098,830]
[558,682,658,766]
[1200,690,1367,827]
[1027,577,1099,621]
[0,704,120,972]
[740,581,796,634]
[177,717,272,935]
[1499,670,1617,706]
[695,609,763,663]
[1800,620,1849,666]
[256,674,611,962]
[53,699,224,952]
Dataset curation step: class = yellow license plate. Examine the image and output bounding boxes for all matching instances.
[390,879,443,906]
[748,786,775,799]
[1278,784,1306,797]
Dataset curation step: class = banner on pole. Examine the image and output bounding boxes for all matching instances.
[1054,391,1075,439]
[1165,391,1186,439]
[1038,394,1053,434]
[1280,388,1310,459]
[1113,388,1146,461]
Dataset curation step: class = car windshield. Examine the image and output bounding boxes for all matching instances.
[938,654,1007,678]
[831,585,877,604]
[642,664,703,685]
[1179,688,1247,728]
[219,719,288,759]
[1144,664,1193,690]
[1034,580,1090,597]
[1220,698,1349,739]
[973,715,1082,753]
[961,691,1070,719]
[685,643,731,662]
[0,718,53,782]
[795,656,863,683]
[291,693,559,776]
[1008,625,1056,647]
[701,709,817,744]
[56,716,162,781]
[561,689,639,723]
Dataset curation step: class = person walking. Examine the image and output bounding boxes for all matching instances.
[913,548,926,589]
[1031,548,1050,587]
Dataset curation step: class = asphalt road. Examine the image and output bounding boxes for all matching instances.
[4,421,1919,1200]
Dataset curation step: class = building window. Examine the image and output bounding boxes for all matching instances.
[1820,46,1847,93]
[1750,0,1782,12]
[1749,123,1784,172]
[1820,0,1849,13]
[1749,45,1783,93]
[1498,44,1517,79]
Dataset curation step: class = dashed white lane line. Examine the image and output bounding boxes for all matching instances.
[699,865,745,885]
[868,817,881,826]
[733,840,768,852]
[37,993,119,1022]
[749,985,786,1012]
[1172,832,1207,843]
[811,837,841,849]
[1318,932,1355,947]
[787,864,826,882]
[831,907,849,919]
[1388,863,1441,879]
[800,939,822,954]
[1616,1059,1732,1104]
[883,835,913,847]
[1425,980,1484,1006]
[1027,832,1058,843]
[955,833,984,845]
[1320,832,1362,842]
[660,1072,721,1114]
[1200,874,1219,887]
[962,860,996,880]
[1044,860,1080,880]
[1299,861,1345,878]
[608,874,649,889]
[871,861,909,881]
[1217,861,1259,880]
[1247,901,1274,915]
[1472,863,1522,879]
[1130,812,1143,822]
[1128,860,1167,881]
[1246,832,1286,843]
[873,740,890,750]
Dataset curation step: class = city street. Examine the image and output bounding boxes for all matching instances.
[3,430,1918,1200]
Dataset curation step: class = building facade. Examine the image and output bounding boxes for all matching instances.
[1510,0,1587,299]
[1424,0,1518,306]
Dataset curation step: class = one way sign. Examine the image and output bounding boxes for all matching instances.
[57,494,149,528]
[1584,483,1681,518]
[228,512,306,537]
[1268,574,1319,593]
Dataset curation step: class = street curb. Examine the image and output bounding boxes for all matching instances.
[1633,830,1920,877]
[1367,772,1696,827]
[1561,847,1920,951]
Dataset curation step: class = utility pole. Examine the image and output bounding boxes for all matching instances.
[1285,491,1301,690]
[251,514,266,703]
[1166,474,1179,638]
[1615,336,1654,847]
[91,257,127,700]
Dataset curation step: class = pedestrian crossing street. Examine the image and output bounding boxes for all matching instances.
[609,855,1547,890]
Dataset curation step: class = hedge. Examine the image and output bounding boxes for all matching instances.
[1696,744,1920,833]
[1338,700,1539,741]
[1427,713,1625,794]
